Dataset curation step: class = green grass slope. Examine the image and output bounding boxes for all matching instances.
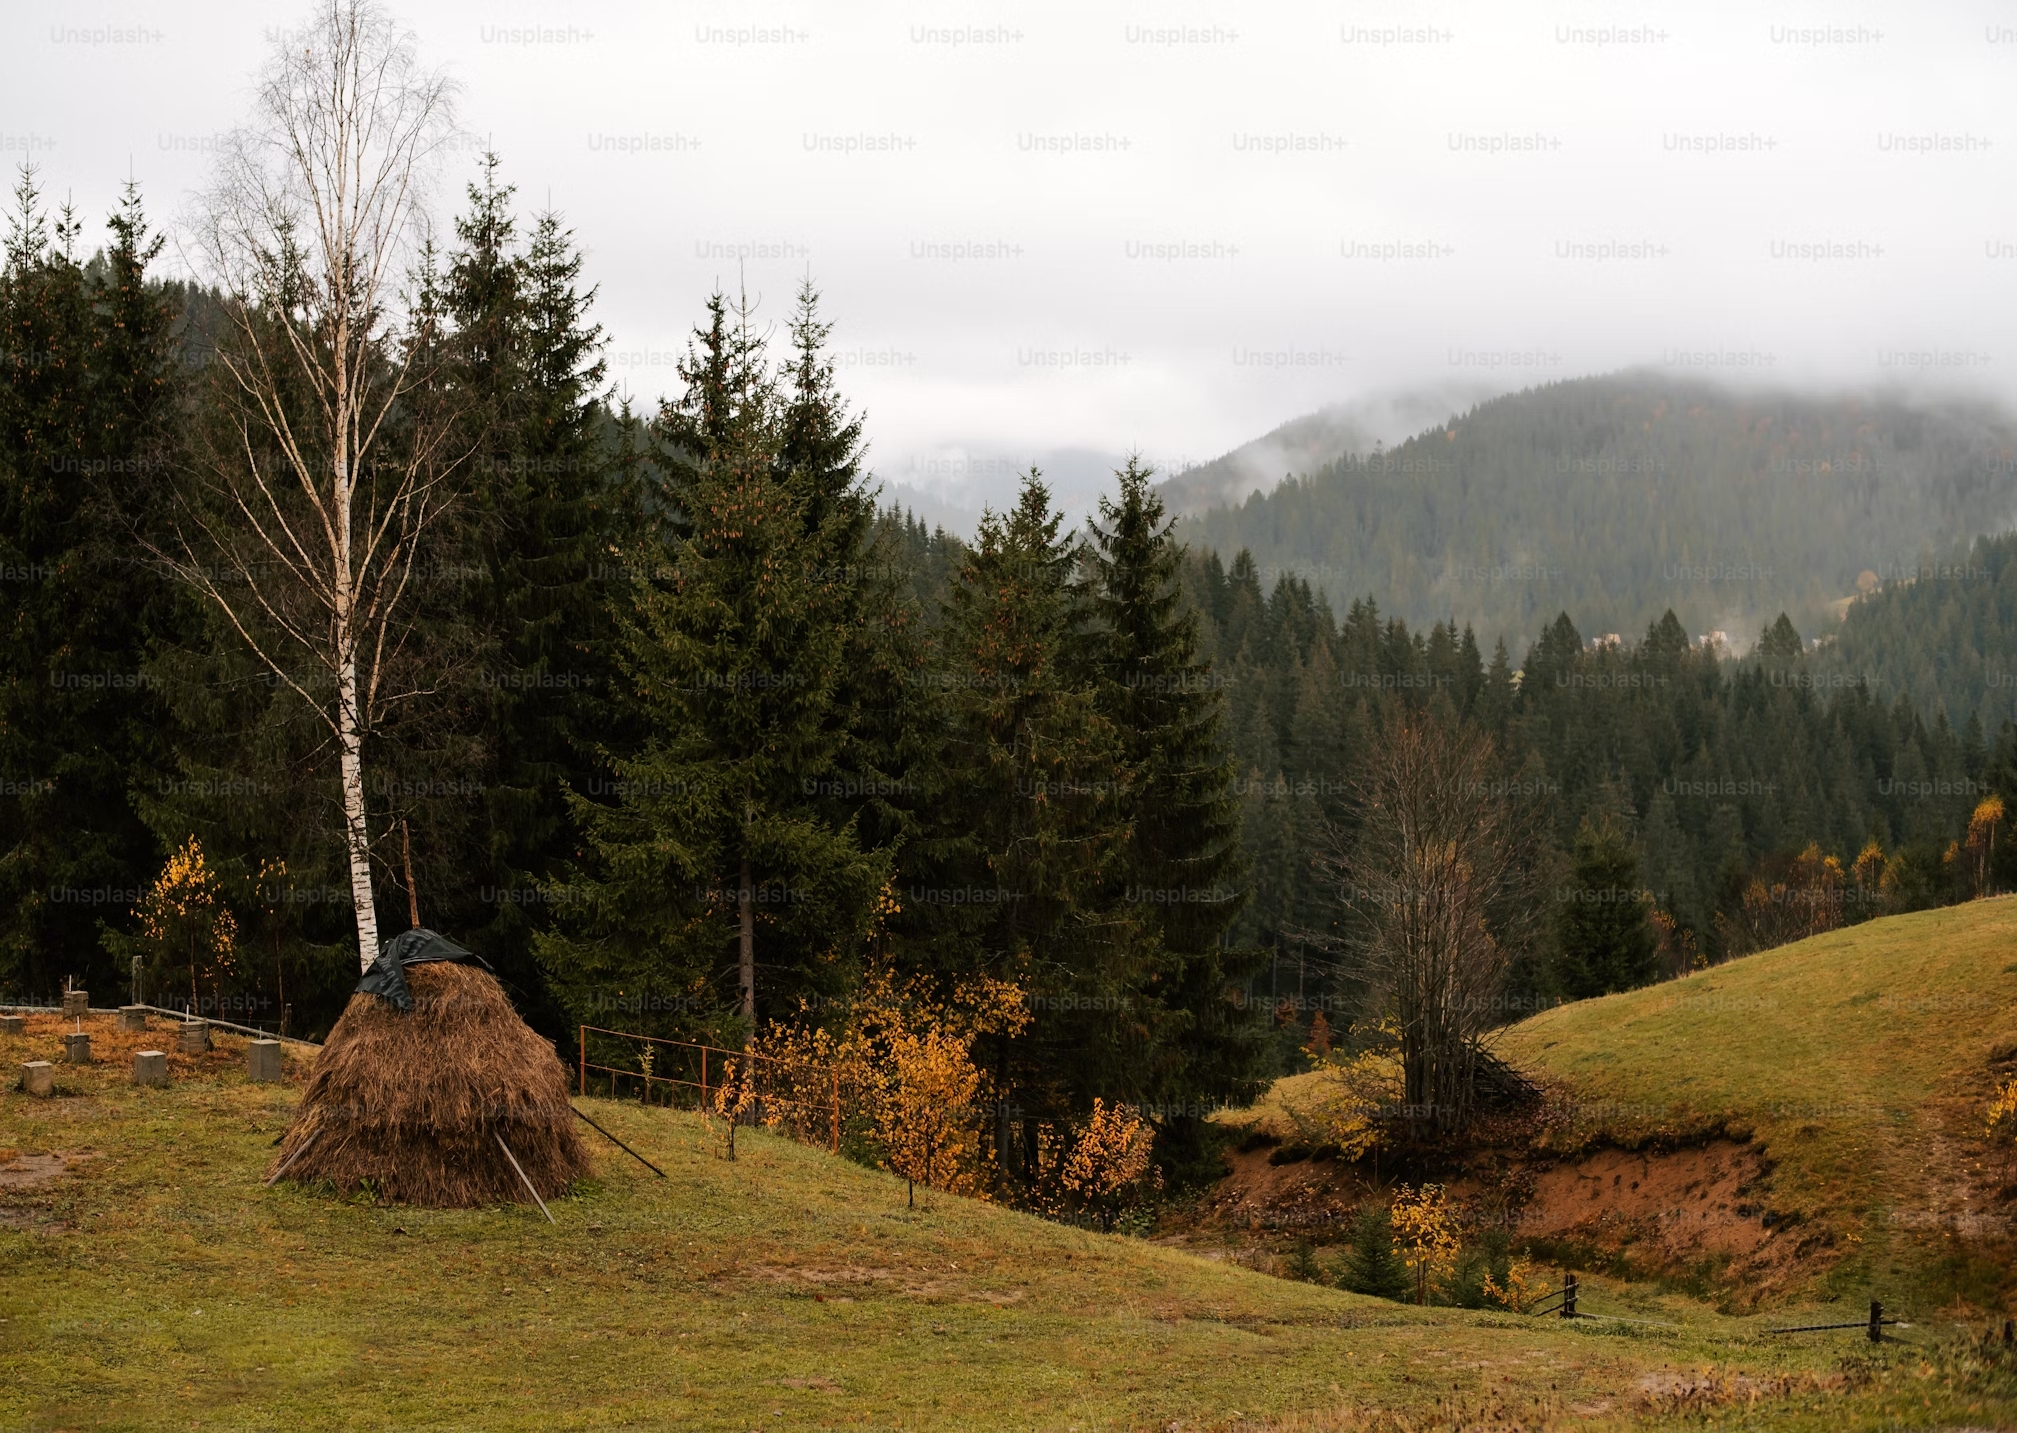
[1497,898,2017,1306]
[4,1018,2014,1430]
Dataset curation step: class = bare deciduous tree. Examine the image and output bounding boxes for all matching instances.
[1322,709,1541,1135]
[165,0,463,970]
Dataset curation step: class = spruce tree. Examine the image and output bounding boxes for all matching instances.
[1337,1201,1410,1300]
[1639,790,1700,945]
[538,294,883,1040]
[1474,638,1516,737]
[934,470,1124,1180]
[439,160,617,1016]
[774,280,920,883]
[1556,813,1657,997]
[0,174,180,997]
[1084,457,1263,1130]
[1758,612,1804,662]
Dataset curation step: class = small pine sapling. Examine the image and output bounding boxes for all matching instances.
[1336,1202,1410,1301]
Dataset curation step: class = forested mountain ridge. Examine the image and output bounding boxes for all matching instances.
[1178,374,2017,652]
[1177,551,2003,1047]
[1154,387,1491,517]
[1816,530,2017,735]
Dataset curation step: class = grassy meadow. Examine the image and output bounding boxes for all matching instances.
[3,999,2016,1430]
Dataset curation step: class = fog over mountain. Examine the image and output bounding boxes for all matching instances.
[1179,373,2017,651]
[1154,384,1504,516]
[10,0,2013,521]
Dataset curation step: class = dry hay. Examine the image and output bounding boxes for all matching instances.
[269,961,589,1207]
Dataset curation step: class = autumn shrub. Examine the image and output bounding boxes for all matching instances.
[1035,1098,1159,1229]
[1987,1076,2017,1141]
[750,962,1029,1199]
[1444,1229,1541,1310]
[121,837,240,1010]
[1276,1019,1402,1162]
[1389,1183,1461,1305]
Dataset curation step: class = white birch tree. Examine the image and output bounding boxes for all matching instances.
[166,0,462,970]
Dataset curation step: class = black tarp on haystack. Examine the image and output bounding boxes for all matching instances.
[353,927,493,1013]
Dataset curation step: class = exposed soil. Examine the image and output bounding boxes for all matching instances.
[1160,1124,1809,1300]
[1169,1074,2017,1309]
[1510,1140,1814,1296]
[0,1150,96,1189]
[1519,1140,1770,1253]
[1174,1141,1371,1242]
[0,1148,98,1232]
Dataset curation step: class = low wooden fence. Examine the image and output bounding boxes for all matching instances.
[1767,1301,1901,1343]
[1531,1277,1907,1342]
[577,1024,843,1152]
[1525,1273,1579,1318]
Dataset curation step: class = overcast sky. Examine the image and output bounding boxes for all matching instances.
[8,0,2013,522]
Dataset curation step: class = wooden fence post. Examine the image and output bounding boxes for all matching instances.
[831,1065,840,1153]
[579,1026,587,1097]
[1868,1301,1882,1344]
[1562,1274,1577,1319]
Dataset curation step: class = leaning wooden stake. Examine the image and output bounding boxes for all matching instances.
[495,1132,556,1224]
[266,1127,320,1187]
[572,1105,666,1177]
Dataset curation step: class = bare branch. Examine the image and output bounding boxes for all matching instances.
[167,0,466,972]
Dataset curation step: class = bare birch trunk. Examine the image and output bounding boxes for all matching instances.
[339,686,379,971]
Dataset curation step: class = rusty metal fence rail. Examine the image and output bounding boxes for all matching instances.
[578,1024,843,1152]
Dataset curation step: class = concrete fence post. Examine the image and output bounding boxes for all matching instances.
[177,1021,210,1056]
[247,1040,282,1083]
[63,1033,91,1065]
[62,991,88,1018]
[133,1050,168,1087]
[117,1006,147,1033]
[22,1060,53,1096]
[0,1014,23,1037]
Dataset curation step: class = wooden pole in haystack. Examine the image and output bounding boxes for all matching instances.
[401,819,420,930]
[496,1132,556,1224]
[266,1127,320,1187]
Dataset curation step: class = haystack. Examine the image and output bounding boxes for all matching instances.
[268,931,589,1207]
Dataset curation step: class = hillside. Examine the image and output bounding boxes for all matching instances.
[1498,899,2017,1304]
[1179,374,2017,651]
[1816,529,2017,734]
[1157,388,1494,517]
[5,1014,2013,1430]
[1188,903,2017,1329]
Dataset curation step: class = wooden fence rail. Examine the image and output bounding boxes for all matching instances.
[577,1024,842,1153]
